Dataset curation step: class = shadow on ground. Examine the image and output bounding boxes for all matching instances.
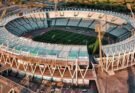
[127,67,135,93]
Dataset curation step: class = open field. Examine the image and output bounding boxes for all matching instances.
[33,29,97,45]
[65,0,135,3]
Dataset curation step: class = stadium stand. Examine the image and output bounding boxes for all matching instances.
[0,8,135,80]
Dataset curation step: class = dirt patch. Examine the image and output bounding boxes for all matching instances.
[97,67,135,93]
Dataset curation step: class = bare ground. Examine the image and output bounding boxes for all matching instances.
[97,67,135,93]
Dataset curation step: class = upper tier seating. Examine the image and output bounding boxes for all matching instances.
[0,27,88,60]
[1,9,134,58]
[55,18,68,26]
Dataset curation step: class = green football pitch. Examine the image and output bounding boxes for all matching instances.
[33,30,97,45]
[33,29,109,54]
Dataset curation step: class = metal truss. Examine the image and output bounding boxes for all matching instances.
[100,51,135,75]
[0,49,98,85]
[102,31,135,75]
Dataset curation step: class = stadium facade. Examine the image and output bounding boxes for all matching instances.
[0,8,135,92]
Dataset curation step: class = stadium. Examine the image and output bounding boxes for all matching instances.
[0,0,135,93]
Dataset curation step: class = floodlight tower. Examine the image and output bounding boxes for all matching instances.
[95,23,103,71]
[95,15,107,72]
[53,0,66,10]
[127,3,135,35]
[52,0,60,16]
[54,0,58,12]
[127,3,134,18]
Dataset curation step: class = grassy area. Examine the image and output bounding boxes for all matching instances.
[33,29,108,54]
[62,1,135,14]
[33,30,96,45]
[65,0,134,3]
